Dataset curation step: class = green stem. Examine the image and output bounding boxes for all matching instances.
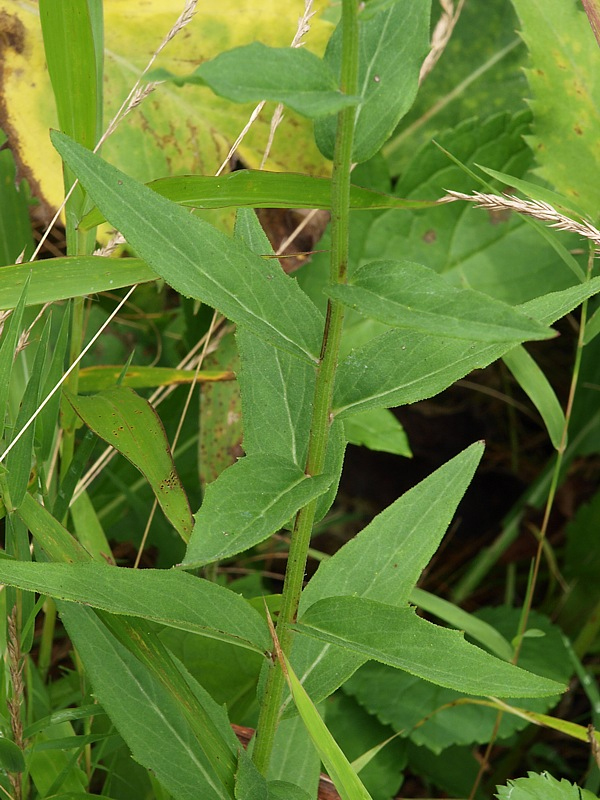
[252,1,359,775]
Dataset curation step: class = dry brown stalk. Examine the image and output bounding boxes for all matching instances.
[443,190,600,250]
[420,0,466,84]
[7,608,25,800]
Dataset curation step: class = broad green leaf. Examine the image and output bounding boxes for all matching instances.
[80,169,435,230]
[3,0,334,214]
[0,257,157,312]
[333,279,600,419]
[0,279,28,442]
[343,407,411,457]
[67,386,194,541]
[496,772,599,800]
[0,561,270,653]
[60,604,238,800]
[286,444,483,711]
[502,346,565,449]
[346,607,571,753]
[5,317,50,509]
[280,652,373,800]
[511,0,600,220]
[327,260,554,342]
[183,455,333,567]
[409,588,513,662]
[267,715,320,800]
[51,131,324,364]
[268,782,312,800]
[234,750,268,800]
[315,0,431,162]
[0,738,25,773]
[155,43,359,118]
[373,111,582,305]
[296,597,564,697]
[78,365,232,393]
[29,723,88,796]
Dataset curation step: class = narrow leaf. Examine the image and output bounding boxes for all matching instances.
[17,493,90,564]
[0,278,28,441]
[80,170,435,230]
[51,131,323,364]
[327,260,554,342]
[0,257,157,312]
[0,561,270,653]
[156,43,359,118]
[315,0,431,162]
[502,346,566,449]
[279,651,373,800]
[183,455,333,568]
[296,597,564,697]
[78,365,232,393]
[67,386,194,541]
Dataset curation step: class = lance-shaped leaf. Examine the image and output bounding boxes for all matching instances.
[51,131,323,364]
[154,42,359,119]
[0,561,270,654]
[284,444,483,712]
[296,597,564,698]
[183,455,333,568]
[0,257,157,311]
[333,278,600,419]
[78,365,233,393]
[67,387,194,541]
[327,260,554,342]
[315,0,431,162]
[80,170,435,229]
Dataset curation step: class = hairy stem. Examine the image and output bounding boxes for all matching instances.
[252,0,359,774]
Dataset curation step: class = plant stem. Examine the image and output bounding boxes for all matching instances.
[252,0,359,775]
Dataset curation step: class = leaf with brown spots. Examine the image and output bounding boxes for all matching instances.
[67,386,194,542]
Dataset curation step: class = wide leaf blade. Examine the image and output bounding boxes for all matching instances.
[51,131,323,364]
[296,597,564,697]
[184,455,333,567]
[0,561,270,653]
[327,260,554,342]
[67,387,194,541]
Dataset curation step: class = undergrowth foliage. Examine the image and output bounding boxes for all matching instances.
[0,1,599,798]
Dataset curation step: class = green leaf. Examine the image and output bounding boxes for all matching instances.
[286,443,483,710]
[80,169,434,230]
[280,652,373,800]
[315,0,432,162]
[60,604,238,800]
[0,257,158,311]
[67,386,194,542]
[235,750,269,800]
[502,346,566,449]
[496,772,599,800]
[343,407,411,457]
[511,0,600,220]
[154,42,359,118]
[78,365,232,393]
[17,493,90,564]
[0,132,34,265]
[183,455,333,567]
[5,317,50,509]
[69,491,112,563]
[0,736,25,773]
[0,561,270,653]
[267,715,320,799]
[51,131,324,364]
[296,597,564,697]
[0,278,28,442]
[333,279,600,419]
[268,782,312,800]
[36,304,70,462]
[327,260,555,342]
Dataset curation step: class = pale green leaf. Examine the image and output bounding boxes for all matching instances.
[0,560,270,653]
[156,43,359,118]
[315,0,431,162]
[184,455,333,567]
[51,131,324,364]
[343,407,411,457]
[78,365,232,393]
[333,279,600,419]
[67,386,194,541]
[80,170,434,230]
[69,491,112,563]
[512,0,600,220]
[0,257,157,312]
[502,346,566,449]
[496,772,599,800]
[296,597,564,697]
[17,493,90,564]
[327,260,554,342]
[281,652,373,800]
